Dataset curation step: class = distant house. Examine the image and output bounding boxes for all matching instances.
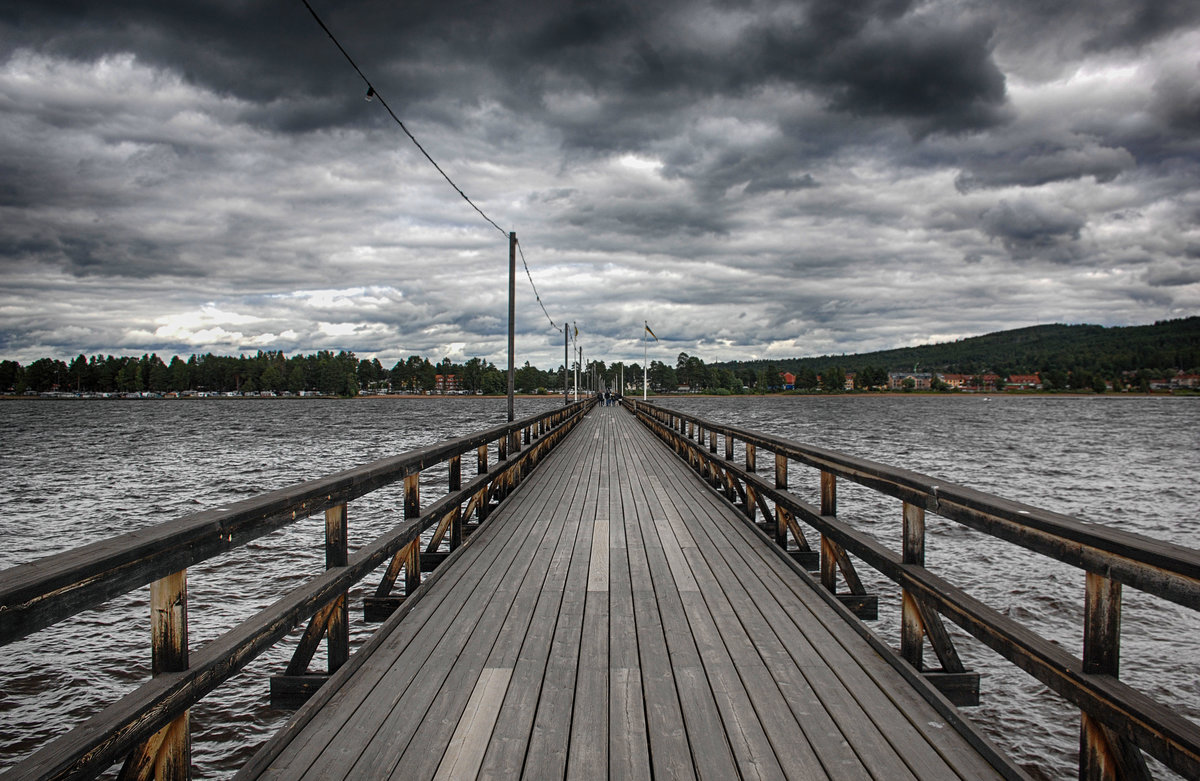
[1007,374,1041,390]
[1171,372,1200,389]
[843,372,856,390]
[888,372,933,390]
[434,374,461,394]
[781,372,795,390]
[939,373,969,389]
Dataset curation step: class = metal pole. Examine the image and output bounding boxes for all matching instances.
[507,232,516,422]
[563,327,569,406]
[643,322,648,401]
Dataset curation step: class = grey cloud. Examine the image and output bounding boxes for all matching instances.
[980,199,1086,262]
[1145,260,1200,287]
[810,16,1009,134]
[954,141,1136,192]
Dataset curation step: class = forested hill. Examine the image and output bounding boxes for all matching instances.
[711,317,1200,377]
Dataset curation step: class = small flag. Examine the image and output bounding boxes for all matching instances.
[645,323,658,341]
[573,324,579,339]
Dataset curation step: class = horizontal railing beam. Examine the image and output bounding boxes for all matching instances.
[629,400,1200,780]
[626,400,1200,608]
[0,401,592,646]
[3,400,594,780]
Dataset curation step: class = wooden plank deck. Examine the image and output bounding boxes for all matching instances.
[241,406,1023,780]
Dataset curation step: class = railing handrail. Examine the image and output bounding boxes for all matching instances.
[0,400,591,645]
[625,398,1200,780]
[627,399,1200,607]
[1,398,595,780]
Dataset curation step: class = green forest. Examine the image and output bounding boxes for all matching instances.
[2,317,1198,396]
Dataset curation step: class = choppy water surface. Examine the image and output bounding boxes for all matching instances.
[0,395,1196,778]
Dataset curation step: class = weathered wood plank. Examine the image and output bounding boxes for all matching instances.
[241,406,1022,781]
[432,667,511,781]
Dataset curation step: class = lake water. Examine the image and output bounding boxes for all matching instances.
[1,395,1197,779]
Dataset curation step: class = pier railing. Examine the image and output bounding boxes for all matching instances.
[0,398,594,781]
[626,398,1200,781]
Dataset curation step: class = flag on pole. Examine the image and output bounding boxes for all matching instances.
[574,324,579,339]
[645,322,658,341]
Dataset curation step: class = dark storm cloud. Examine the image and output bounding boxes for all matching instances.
[980,199,1086,262]
[954,142,1136,192]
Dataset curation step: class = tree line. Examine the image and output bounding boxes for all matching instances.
[711,317,1200,380]
[4,317,1197,396]
[0,351,568,397]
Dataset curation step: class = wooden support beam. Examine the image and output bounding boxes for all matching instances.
[775,454,789,546]
[404,474,420,520]
[745,442,756,472]
[902,501,926,668]
[405,539,422,596]
[725,433,733,461]
[477,444,487,476]
[820,471,837,593]
[124,569,190,780]
[1081,573,1149,780]
[324,504,348,672]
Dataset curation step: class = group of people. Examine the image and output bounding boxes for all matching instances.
[600,391,622,406]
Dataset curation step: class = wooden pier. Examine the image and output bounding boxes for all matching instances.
[239,406,1017,780]
[3,399,1198,780]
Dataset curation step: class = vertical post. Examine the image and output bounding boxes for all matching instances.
[405,474,422,595]
[643,322,648,401]
[507,231,516,423]
[150,569,190,779]
[745,442,756,473]
[405,473,420,519]
[820,471,837,593]
[775,453,788,546]
[1080,572,1130,781]
[725,433,733,461]
[564,326,569,406]
[901,501,925,669]
[477,444,488,475]
[325,503,349,672]
[449,455,463,549]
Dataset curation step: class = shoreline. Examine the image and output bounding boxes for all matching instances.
[2,391,1193,401]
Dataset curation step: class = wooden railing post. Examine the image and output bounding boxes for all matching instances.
[404,474,422,595]
[774,453,788,546]
[901,501,925,669]
[820,471,837,593]
[325,503,349,672]
[449,455,463,549]
[124,569,190,779]
[745,442,756,473]
[477,444,488,476]
[724,433,733,461]
[1081,573,1149,780]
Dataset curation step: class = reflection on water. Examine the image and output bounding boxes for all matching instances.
[1,395,1196,778]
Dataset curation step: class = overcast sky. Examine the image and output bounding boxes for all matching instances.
[1,0,1198,369]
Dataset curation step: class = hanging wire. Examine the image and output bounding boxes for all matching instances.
[302,1,564,336]
[301,0,507,238]
[516,238,560,332]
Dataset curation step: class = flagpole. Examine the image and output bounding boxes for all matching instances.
[643,321,648,401]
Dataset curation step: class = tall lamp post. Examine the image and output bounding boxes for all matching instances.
[507,232,516,423]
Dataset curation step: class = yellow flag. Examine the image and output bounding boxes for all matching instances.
[645,323,658,341]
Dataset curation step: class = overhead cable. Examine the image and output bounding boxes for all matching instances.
[515,238,560,333]
[301,0,507,237]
